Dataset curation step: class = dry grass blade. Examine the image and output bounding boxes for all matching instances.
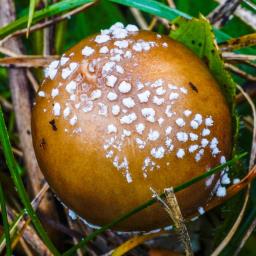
[219,33,256,51]
[211,84,256,256]
[110,231,169,256]
[208,0,242,27]
[0,55,58,68]
[222,52,256,61]
[225,63,256,81]
[234,218,256,255]
[151,187,193,256]
[213,0,256,29]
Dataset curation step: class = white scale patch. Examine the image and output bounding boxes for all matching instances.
[82,46,95,56]
[122,97,135,108]
[118,81,132,93]
[136,123,145,134]
[141,108,155,122]
[62,62,78,80]
[137,90,150,103]
[44,22,223,184]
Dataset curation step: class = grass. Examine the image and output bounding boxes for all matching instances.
[0,107,60,255]
[0,184,11,256]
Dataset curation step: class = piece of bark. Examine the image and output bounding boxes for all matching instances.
[0,0,61,246]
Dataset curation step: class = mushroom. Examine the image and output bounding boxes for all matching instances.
[31,22,232,231]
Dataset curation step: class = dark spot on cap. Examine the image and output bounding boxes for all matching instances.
[191,40,195,45]
[189,82,199,93]
[198,42,202,47]
[49,119,57,131]
[26,130,31,135]
[211,49,215,54]
[40,138,47,150]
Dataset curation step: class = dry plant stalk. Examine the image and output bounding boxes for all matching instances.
[0,55,58,68]
[211,84,256,256]
[219,33,256,51]
[0,0,60,245]
[150,187,193,256]
[208,0,242,27]
[225,63,256,81]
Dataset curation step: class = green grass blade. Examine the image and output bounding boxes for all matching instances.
[109,0,230,42]
[0,107,60,255]
[27,0,36,37]
[0,211,24,253]
[0,0,94,39]
[63,152,247,255]
[0,184,11,256]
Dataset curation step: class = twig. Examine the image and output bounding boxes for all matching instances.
[234,218,256,255]
[243,0,256,10]
[0,2,95,46]
[17,237,34,256]
[222,52,256,61]
[0,55,58,68]
[211,84,256,256]
[26,70,39,92]
[148,17,158,31]
[0,145,23,157]
[129,7,148,29]
[225,63,256,81]
[166,0,176,8]
[208,0,242,28]
[150,187,193,256]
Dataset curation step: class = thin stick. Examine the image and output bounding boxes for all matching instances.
[150,187,193,256]
[225,63,256,81]
[26,70,39,92]
[222,52,256,61]
[129,7,148,29]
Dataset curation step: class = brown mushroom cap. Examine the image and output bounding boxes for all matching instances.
[32,23,232,231]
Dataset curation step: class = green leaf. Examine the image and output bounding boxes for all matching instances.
[0,0,94,39]
[0,184,11,256]
[27,0,36,37]
[0,107,60,255]
[169,15,238,151]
